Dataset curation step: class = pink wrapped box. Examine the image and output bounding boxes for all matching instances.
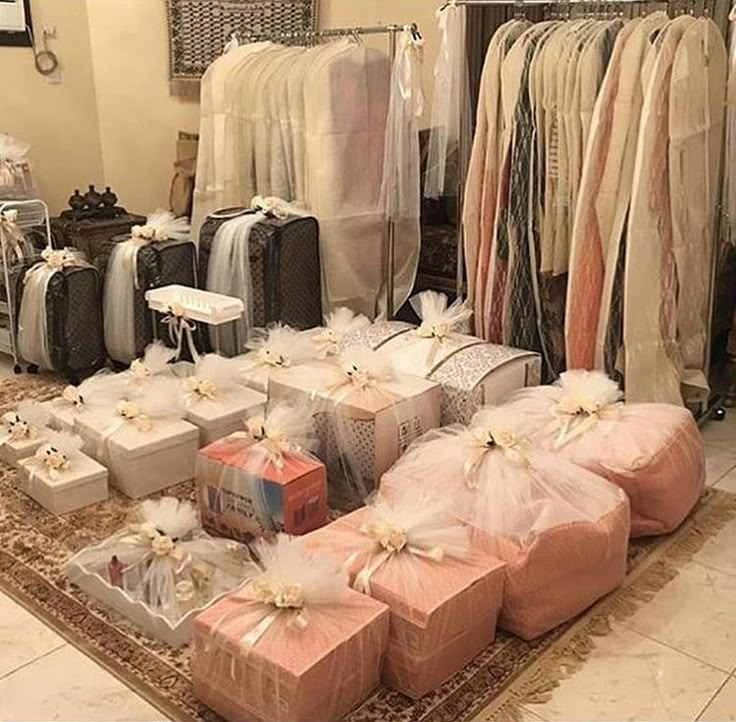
[305,508,505,698]
[196,439,328,540]
[471,504,629,640]
[192,587,389,722]
[185,386,266,447]
[269,362,441,507]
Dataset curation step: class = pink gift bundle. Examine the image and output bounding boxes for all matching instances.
[269,347,441,510]
[304,493,505,699]
[505,370,705,537]
[191,535,389,722]
[381,407,630,640]
[196,404,328,540]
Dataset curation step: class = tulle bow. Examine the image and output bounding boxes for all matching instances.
[548,398,623,447]
[131,224,169,244]
[313,308,370,359]
[0,412,34,443]
[463,426,528,489]
[223,412,304,470]
[122,523,188,563]
[61,385,83,407]
[183,376,219,405]
[162,303,200,363]
[30,443,71,480]
[251,195,300,220]
[112,400,153,432]
[411,291,473,366]
[41,247,77,269]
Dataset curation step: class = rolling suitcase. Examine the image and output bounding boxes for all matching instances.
[199,208,321,355]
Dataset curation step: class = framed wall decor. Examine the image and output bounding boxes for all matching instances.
[0,0,33,47]
[165,0,317,97]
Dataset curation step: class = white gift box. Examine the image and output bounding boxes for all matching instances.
[352,322,542,426]
[17,453,109,515]
[185,386,266,447]
[76,417,199,498]
[0,433,47,467]
[48,403,80,434]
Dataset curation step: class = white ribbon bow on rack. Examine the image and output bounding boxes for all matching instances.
[463,426,528,489]
[162,303,200,363]
[130,224,170,245]
[547,395,623,448]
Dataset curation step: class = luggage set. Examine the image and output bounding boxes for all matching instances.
[15,208,322,381]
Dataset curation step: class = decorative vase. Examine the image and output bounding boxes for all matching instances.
[101,186,118,208]
[83,184,103,209]
[68,189,86,211]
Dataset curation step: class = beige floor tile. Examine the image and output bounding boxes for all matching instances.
[0,645,166,721]
[699,676,736,721]
[0,591,65,679]
[705,443,736,486]
[716,467,736,494]
[694,516,736,578]
[701,414,736,445]
[524,625,727,722]
[625,562,736,671]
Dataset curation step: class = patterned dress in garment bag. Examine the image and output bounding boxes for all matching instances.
[596,13,670,378]
[564,19,638,370]
[624,15,697,405]
[475,21,529,341]
[669,18,728,406]
[303,44,391,316]
[464,19,524,324]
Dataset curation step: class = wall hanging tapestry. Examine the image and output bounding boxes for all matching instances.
[165,0,318,98]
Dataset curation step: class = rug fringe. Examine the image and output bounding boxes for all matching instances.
[480,489,736,721]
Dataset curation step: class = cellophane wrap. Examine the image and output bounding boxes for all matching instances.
[191,534,389,722]
[237,324,318,393]
[64,497,253,626]
[51,370,122,430]
[304,491,505,698]
[310,307,371,359]
[104,210,190,364]
[380,406,630,639]
[196,404,328,540]
[269,347,442,511]
[504,370,705,536]
[179,353,246,407]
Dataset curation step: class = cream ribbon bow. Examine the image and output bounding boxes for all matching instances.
[256,345,289,369]
[313,327,340,358]
[41,247,76,270]
[548,395,623,448]
[463,426,528,489]
[130,224,169,245]
[129,358,151,380]
[0,411,34,443]
[353,517,445,594]
[182,376,219,406]
[251,195,297,221]
[225,416,298,470]
[162,303,200,363]
[61,385,83,407]
[118,523,189,582]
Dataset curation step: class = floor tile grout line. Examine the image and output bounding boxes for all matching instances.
[518,703,551,721]
[694,670,734,721]
[690,558,736,580]
[0,642,67,682]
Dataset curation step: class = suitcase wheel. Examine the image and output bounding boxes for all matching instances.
[13,364,21,375]
[26,364,39,375]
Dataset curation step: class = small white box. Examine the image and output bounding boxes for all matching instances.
[48,403,80,434]
[185,387,266,447]
[76,417,199,499]
[0,434,47,467]
[18,453,109,515]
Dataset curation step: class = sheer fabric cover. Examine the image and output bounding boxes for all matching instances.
[303,492,505,698]
[380,406,629,639]
[191,535,389,722]
[505,370,705,537]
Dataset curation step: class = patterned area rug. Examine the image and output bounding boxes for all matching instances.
[0,375,734,722]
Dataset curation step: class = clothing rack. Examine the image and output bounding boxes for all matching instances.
[240,23,422,320]
[440,0,732,420]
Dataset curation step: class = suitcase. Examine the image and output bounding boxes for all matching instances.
[99,237,200,363]
[199,208,322,354]
[19,264,106,382]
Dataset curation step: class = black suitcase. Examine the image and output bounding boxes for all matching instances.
[99,237,200,362]
[199,209,322,341]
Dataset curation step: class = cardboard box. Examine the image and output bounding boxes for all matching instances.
[76,417,199,498]
[18,452,108,515]
[196,441,327,540]
[269,362,441,509]
[185,387,266,447]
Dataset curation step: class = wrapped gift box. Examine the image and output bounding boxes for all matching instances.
[192,587,389,722]
[347,322,542,425]
[48,403,78,434]
[269,362,441,508]
[186,387,266,447]
[18,452,108,515]
[0,434,47,467]
[76,417,199,498]
[196,441,327,540]
[305,507,505,698]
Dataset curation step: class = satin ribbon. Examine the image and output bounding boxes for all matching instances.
[463,427,528,489]
[547,400,623,448]
[353,518,445,594]
[163,306,200,363]
[222,416,300,470]
[313,328,340,358]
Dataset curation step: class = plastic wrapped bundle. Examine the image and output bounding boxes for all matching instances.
[103,210,191,364]
[18,430,108,514]
[0,134,34,199]
[504,370,705,537]
[49,370,122,433]
[192,534,389,722]
[65,497,253,646]
[381,406,630,639]
[304,491,505,698]
[0,400,51,466]
[236,324,318,393]
[310,307,371,359]
[269,347,441,510]
[196,403,327,539]
[75,377,198,498]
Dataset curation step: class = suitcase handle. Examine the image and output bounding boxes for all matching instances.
[207,207,254,221]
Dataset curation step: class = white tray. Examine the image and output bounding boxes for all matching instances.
[145,285,244,325]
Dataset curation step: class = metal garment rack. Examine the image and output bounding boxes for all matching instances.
[441,0,731,420]
[242,22,421,320]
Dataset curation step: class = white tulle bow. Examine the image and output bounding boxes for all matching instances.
[61,385,83,407]
[183,376,219,405]
[114,400,153,432]
[0,411,35,443]
[251,195,300,220]
[0,209,18,226]
[463,426,528,489]
[224,414,300,470]
[131,224,168,243]
[30,443,71,480]
[41,247,77,269]
[548,396,623,447]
